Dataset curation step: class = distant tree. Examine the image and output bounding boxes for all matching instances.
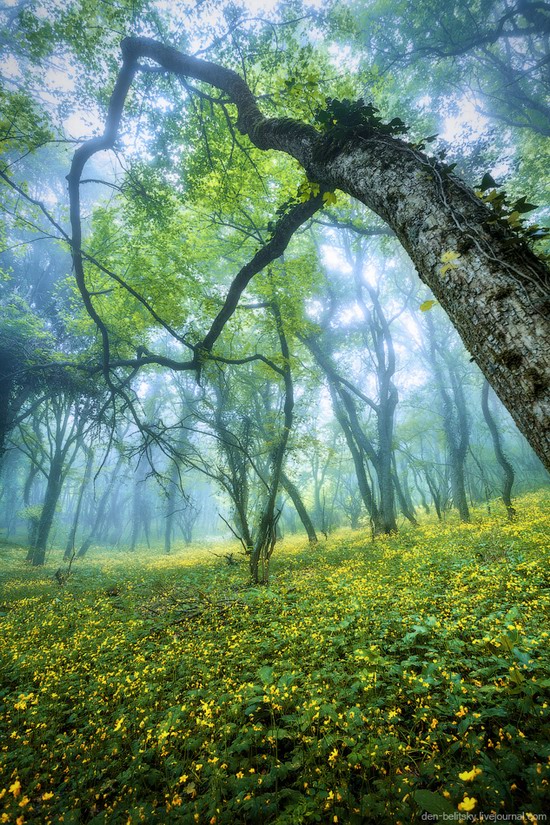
[481,380,516,518]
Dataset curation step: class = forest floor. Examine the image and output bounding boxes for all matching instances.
[0,490,549,824]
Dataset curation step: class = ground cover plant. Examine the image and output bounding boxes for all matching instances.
[0,489,549,824]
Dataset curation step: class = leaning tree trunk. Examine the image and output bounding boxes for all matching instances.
[481,380,516,518]
[281,470,318,544]
[331,392,382,533]
[392,457,418,526]
[68,37,550,470]
[424,467,443,521]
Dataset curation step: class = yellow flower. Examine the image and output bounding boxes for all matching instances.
[328,748,339,766]
[42,792,54,801]
[459,767,482,782]
[9,780,21,798]
[458,795,477,812]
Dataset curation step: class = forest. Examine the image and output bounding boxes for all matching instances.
[0,0,549,822]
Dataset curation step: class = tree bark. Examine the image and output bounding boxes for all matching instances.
[392,457,418,525]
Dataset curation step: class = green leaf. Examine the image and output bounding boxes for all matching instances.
[420,300,437,312]
[257,665,274,685]
[414,790,455,815]
[480,172,498,191]
[513,197,538,213]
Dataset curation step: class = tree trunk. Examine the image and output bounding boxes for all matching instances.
[163,460,179,554]
[77,454,123,557]
[392,457,418,525]
[332,395,382,533]
[281,470,318,543]
[0,370,13,465]
[249,302,293,584]
[481,380,516,518]
[412,467,430,513]
[31,453,64,566]
[64,448,94,559]
[426,317,471,521]
[424,468,442,520]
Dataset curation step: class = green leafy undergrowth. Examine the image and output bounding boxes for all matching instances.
[1,491,549,823]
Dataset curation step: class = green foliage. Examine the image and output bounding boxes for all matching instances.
[475,174,550,255]
[314,97,409,137]
[0,91,53,159]
[312,97,409,163]
[0,490,549,823]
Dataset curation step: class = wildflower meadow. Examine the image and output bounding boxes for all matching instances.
[1,491,549,823]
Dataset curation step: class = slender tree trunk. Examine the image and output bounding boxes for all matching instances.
[23,463,39,505]
[281,470,318,543]
[378,429,398,531]
[163,461,179,554]
[0,370,13,465]
[249,302,293,584]
[481,380,516,518]
[426,317,470,521]
[412,467,430,513]
[77,454,123,557]
[392,457,418,525]
[64,448,94,559]
[447,454,469,521]
[130,457,149,552]
[332,396,382,533]
[424,468,442,520]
